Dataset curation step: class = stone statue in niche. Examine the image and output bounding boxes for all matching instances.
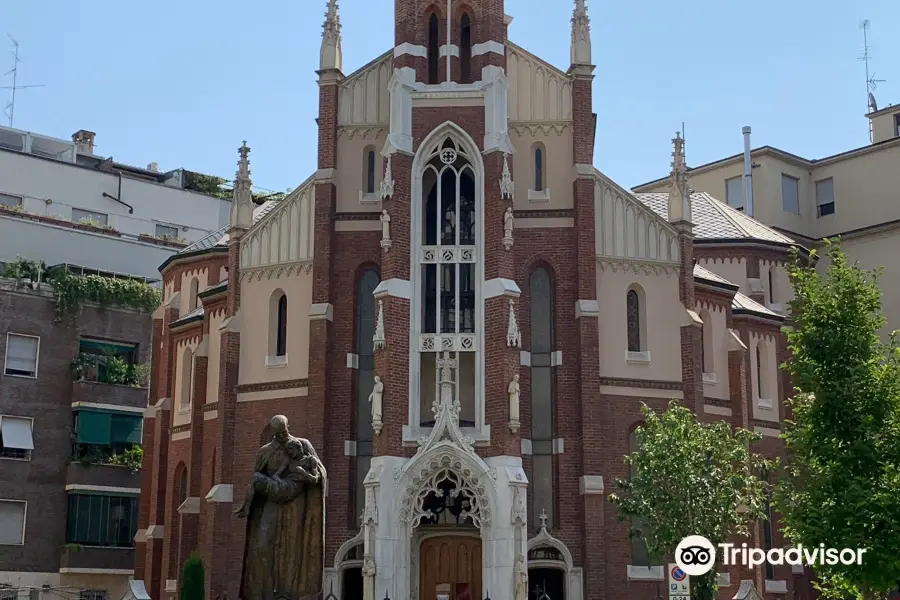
[503,207,515,250]
[235,415,326,600]
[508,374,521,433]
[380,210,392,252]
[515,553,529,600]
[369,376,384,434]
[362,554,376,600]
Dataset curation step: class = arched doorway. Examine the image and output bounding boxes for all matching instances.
[527,546,566,600]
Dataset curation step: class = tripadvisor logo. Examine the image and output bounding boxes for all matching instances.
[675,535,867,576]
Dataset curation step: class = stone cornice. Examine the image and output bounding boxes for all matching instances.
[596,256,680,277]
[598,377,682,391]
[239,261,313,283]
[236,378,310,394]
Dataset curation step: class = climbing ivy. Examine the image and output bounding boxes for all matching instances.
[50,270,161,318]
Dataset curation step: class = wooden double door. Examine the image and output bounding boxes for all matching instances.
[419,536,482,600]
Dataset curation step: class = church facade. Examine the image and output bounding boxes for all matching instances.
[135,1,812,600]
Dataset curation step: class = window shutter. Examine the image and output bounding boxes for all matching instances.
[76,411,113,445]
[5,335,38,375]
[0,501,26,545]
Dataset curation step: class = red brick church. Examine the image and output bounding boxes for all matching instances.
[135,1,811,599]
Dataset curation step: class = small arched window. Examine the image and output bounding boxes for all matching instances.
[460,14,472,83]
[269,291,288,358]
[180,347,193,410]
[626,289,642,353]
[365,148,377,195]
[534,146,545,192]
[427,13,440,84]
[188,277,199,311]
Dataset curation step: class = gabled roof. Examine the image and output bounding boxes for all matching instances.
[732,291,782,320]
[635,192,796,245]
[170,305,204,328]
[693,264,739,291]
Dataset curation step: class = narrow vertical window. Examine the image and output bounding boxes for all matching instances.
[756,344,764,397]
[276,294,288,357]
[534,147,544,191]
[180,348,193,410]
[700,310,714,374]
[365,149,376,194]
[627,290,641,352]
[179,467,188,505]
[460,14,472,83]
[629,429,650,566]
[427,14,440,84]
[768,269,775,304]
[354,269,380,522]
[188,277,199,311]
[530,267,555,529]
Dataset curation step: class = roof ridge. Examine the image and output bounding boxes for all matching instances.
[700,192,753,238]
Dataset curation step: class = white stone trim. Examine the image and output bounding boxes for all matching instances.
[552,438,564,454]
[702,372,718,384]
[757,397,774,410]
[346,353,359,369]
[60,568,134,575]
[703,404,733,417]
[155,397,173,411]
[359,190,381,204]
[177,497,201,515]
[575,300,599,319]
[205,483,233,503]
[765,580,788,594]
[551,351,563,366]
[754,425,781,438]
[483,277,521,299]
[791,564,804,574]
[574,163,595,179]
[521,439,532,455]
[519,351,531,366]
[472,41,505,57]
[373,278,411,300]
[344,441,357,456]
[528,188,552,203]
[394,43,427,58]
[718,573,732,587]
[265,354,289,369]
[578,475,604,495]
[145,524,165,539]
[626,350,652,364]
[309,303,334,322]
[65,484,140,494]
[626,566,664,581]
[71,401,146,415]
[172,430,191,442]
[602,386,684,399]
[203,410,218,420]
[314,168,337,183]
[165,580,177,593]
[133,528,147,543]
[439,44,460,58]
[526,515,583,600]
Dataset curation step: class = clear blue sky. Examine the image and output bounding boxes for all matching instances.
[3,0,898,193]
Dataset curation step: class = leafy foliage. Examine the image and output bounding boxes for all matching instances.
[1,256,46,285]
[180,553,205,600]
[71,352,150,387]
[108,445,143,472]
[776,240,900,598]
[74,443,142,471]
[609,401,774,600]
[183,170,287,203]
[50,270,161,318]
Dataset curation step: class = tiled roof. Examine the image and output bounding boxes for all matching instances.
[216,200,282,246]
[693,264,737,288]
[180,225,228,255]
[171,305,204,326]
[199,279,228,297]
[732,291,782,319]
[634,192,796,245]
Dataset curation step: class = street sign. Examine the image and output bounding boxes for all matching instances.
[668,563,691,599]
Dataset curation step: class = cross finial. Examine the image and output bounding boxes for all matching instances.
[538,509,549,530]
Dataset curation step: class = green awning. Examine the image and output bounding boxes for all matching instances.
[77,411,112,445]
[110,414,143,445]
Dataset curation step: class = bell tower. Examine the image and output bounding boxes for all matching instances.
[394,0,508,85]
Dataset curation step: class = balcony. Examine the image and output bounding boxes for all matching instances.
[66,461,141,489]
[59,545,135,573]
[72,379,148,410]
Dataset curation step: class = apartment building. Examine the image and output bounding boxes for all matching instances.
[0,126,232,280]
[633,103,900,333]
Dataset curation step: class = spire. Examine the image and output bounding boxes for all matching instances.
[320,0,343,72]
[667,132,691,224]
[570,0,592,66]
[230,141,253,231]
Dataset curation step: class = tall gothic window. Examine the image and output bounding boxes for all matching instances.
[626,289,642,352]
[530,267,555,530]
[274,293,288,357]
[700,309,714,374]
[355,269,380,523]
[365,148,377,194]
[418,137,478,429]
[427,13,440,84]
[534,146,545,192]
[179,347,193,411]
[188,277,199,311]
[460,14,472,83]
[756,343,767,399]
[629,429,651,566]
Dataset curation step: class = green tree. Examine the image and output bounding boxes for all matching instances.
[180,552,205,600]
[609,401,774,600]
[776,240,900,598]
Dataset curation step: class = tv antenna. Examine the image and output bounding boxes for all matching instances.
[2,35,45,128]
[859,20,885,142]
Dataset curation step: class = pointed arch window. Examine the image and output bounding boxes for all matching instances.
[178,467,188,505]
[268,291,288,360]
[416,135,479,432]
[700,309,714,374]
[354,268,380,523]
[530,267,555,530]
[460,14,472,83]
[534,146,545,192]
[276,294,287,357]
[188,277,199,311]
[179,347,193,411]
[626,289,642,352]
[427,13,440,84]
[365,148,377,195]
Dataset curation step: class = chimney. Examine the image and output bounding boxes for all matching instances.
[742,126,754,217]
[72,130,96,155]
[147,162,159,172]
